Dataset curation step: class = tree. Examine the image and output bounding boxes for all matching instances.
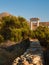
[0,15,30,42]
[18,16,30,29]
[29,30,36,39]
[35,26,49,47]
[10,28,22,42]
[21,28,30,39]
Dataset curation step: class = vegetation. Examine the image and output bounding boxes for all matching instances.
[0,14,49,48]
[0,13,49,65]
[35,26,49,47]
[0,16,30,42]
[30,26,49,48]
[0,14,30,65]
[0,38,30,65]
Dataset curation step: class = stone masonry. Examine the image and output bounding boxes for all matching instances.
[12,40,44,65]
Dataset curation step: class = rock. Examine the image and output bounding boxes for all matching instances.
[33,55,41,64]
[12,41,44,65]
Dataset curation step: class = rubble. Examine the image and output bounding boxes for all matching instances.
[12,41,44,65]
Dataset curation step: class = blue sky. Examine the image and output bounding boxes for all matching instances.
[0,0,49,22]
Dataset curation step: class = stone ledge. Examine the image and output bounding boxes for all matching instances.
[12,41,44,65]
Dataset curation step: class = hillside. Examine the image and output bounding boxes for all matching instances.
[0,12,11,18]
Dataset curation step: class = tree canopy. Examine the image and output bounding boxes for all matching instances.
[0,15,30,42]
[29,26,49,48]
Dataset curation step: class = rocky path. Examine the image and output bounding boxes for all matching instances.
[12,40,44,65]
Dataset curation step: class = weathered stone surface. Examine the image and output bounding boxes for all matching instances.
[12,41,44,65]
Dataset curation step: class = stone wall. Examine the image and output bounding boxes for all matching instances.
[12,41,44,65]
[0,38,30,65]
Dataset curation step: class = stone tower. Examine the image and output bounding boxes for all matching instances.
[30,18,40,30]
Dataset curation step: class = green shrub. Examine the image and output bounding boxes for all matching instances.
[35,26,49,48]
[0,16,30,42]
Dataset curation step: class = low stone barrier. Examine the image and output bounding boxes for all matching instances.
[12,41,44,65]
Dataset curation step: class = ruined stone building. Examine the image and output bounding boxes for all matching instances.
[30,18,49,30]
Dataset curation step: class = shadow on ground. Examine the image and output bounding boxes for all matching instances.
[0,38,30,65]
